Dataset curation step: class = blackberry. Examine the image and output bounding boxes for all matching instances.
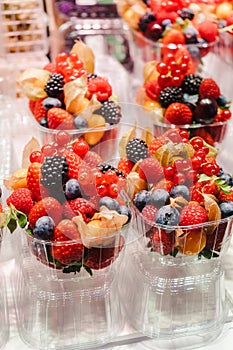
[182,74,203,95]
[97,163,124,177]
[138,12,156,32]
[94,100,122,125]
[44,73,64,97]
[158,87,184,108]
[126,138,148,163]
[40,155,68,189]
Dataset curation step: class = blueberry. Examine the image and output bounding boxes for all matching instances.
[33,216,55,240]
[188,45,200,58]
[220,173,233,186]
[161,19,172,30]
[219,201,233,218]
[74,115,88,129]
[218,20,227,29]
[133,190,150,212]
[170,185,190,201]
[149,189,170,208]
[99,196,121,212]
[39,117,48,128]
[216,95,228,107]
[42,97,62,110]
[118,206,132,223]
[184,27,198,44]
[155,205,180,226]
[64,179,82,199]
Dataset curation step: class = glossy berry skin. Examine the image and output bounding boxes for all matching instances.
[33,216,55,240]
[149,189,170,208]
[74,116,88,129]
[170,185,190,201]
[99,196,120,212]
[64,179,82,199]
[220,173,233,186]
[219,201,233,219]
[194,98,218,124]
[145,22,163,41]
[134,190,150,212]
[155,205,180,226]
[42,97,62,110]
[179,204,208,226]
[118,206,132,224]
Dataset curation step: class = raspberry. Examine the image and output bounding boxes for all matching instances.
[138,157,164,184]
[6,188,33,215]
[63,197,97,222]
[218,189,233,203]
[164,103,192,125]
[32,98,47,122]
[142,205,158,222]
[117,158,134,176]
[87,77,112,101]
[179,204,208,226]
[199,78,221,100]
[150,228,175,255]
[47,107,74,130]
[148,137,166,155]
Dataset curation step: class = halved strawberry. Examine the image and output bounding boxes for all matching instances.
[28,196,63,228]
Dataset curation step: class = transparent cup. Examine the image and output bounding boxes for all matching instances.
[12,220,130,350]
[0,269,9,350]
[119,209,233,349]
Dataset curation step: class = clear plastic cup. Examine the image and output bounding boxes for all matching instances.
[118,210,233,349]
[0,270,9,350]
[12,220,130,350]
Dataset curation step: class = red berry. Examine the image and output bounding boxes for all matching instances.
[28,197,63,228]
[72,138,90,158]
[55,130,71,146]
[6,188,34,215]
[150,228,175,255]
[164,103,192,125]
[199,78,221,99]
[138,157,164,184]
[63,197,96,223]
[29,150,42,163]
[180,204,208,226]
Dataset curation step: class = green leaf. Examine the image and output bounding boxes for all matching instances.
[198,174,212,182]
[7,218,17,233]
[170,248,179,257]
[83,264,93,276]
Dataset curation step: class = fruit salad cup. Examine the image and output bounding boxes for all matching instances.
[1,130,132,350]
[116,126,233,348]
[135,51,232,147]
[18,40,123,153]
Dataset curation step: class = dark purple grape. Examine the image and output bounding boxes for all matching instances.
[193,98,218,124]
[138,12,156,33]
[145,22,163,41]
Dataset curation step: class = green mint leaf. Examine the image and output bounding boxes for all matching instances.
[7,218,17,234]
[83,264,93,276]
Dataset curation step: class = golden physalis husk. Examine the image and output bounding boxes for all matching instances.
[143,60,159,83]
[4,168,28,190]
[83,114,106,146]
[22,137,40,168]
[203,193,221,235]
[119,125,136,158]
[72,208,128,248]
[154,141,195,167]
[64,73,88,114]
[70,40,95,74]
[126,171,147,200]
[176,228,206,256]
[18,68,50,101]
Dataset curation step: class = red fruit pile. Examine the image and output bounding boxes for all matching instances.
[117,126,233,258]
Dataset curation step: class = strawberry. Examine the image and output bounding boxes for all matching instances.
[51,219,84,265]
[28,197,63,228]
[164,103,192,125]
[27,162,47,201]
[150,228,175,255]
[199,78,221,100]
[63,197,97,222]
[32,98,47,122]
[142,205,158,221]
[179,204,208,226]
[84,235,125,270]
[64,149,83,180]
[138,157,164,184]
[198,20,219,43]
[6,188,33,214]
[117,158,134,176]
[47,107,74,130]
[83,151,103,168]
[218,189,233,203]
[162,29,185,46]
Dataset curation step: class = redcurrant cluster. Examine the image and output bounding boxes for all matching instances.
[94,169,126,198]
[161,131,220,186]
[156,53,190,89]
[55,52,86,83]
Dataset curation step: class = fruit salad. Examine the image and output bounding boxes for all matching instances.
[136,50,232,145]
[117,126,233,258]
[18,40,123,147]
[0,131,132,275]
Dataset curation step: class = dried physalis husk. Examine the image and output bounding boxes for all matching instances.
[143,60,159,83]
[126,171,147,199]
[170,196,189,210]
[64,73,88,114]
[70,40,95,74]
[154,142,194,167]
[72,208,128,248]
[18,68,50,101]
[141,127,153,145]
[4,168,28,190]
[119,125,136,158]
[203,193,221,235]
[22,137,40,168]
